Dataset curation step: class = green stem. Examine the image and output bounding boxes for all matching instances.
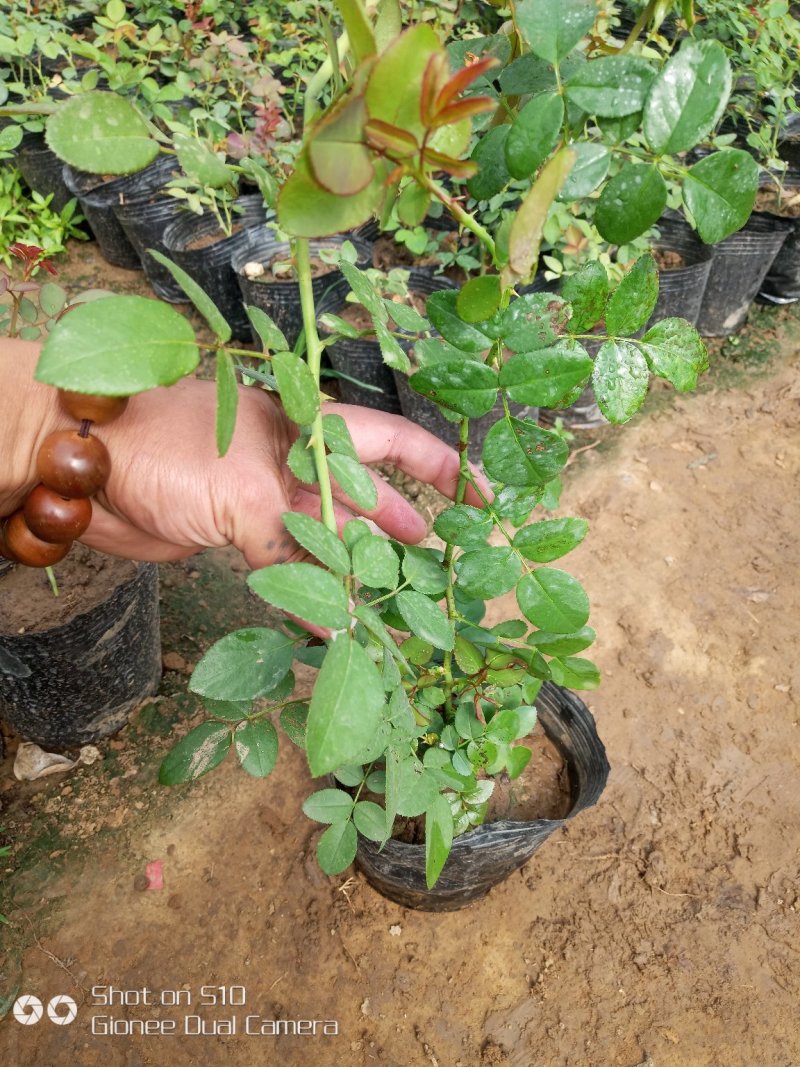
[442,418,471,716]
[295,238,337,535]
[422,176,497,263]
[618,0,658,53]
[45,566,59,598]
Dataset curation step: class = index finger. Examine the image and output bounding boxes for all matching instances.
[325,403,493,508]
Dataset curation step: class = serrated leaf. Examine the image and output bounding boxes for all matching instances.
[426,290,492,353]
[605,254,659,336]
[282,512,350,574]
[505,92,564,181]
[562,261,608,333]
[173,131,232,188]
[592,340,649,424]
[500,343,593,407]
[46,92,159,173]
[234,719,279,778]
[316,819,358,874]
[215,350,238,457]
[190,628,294,701]
[280,701,309,747]
[386,299,429,333]
[644,40,731,155]
[353,800,388,841]
[454,635,485,674]
[455,547,522,599]
[566,55,655,117]
[306,635,385,775]
[513,517,588,562]
[527,625,595,656]
[303,787,355,823]
[457,275,502,324]
[287,436,317,483]
[272,351,319,425]
[247,305,288,351]
[410,360,498,417]
[395,590,454,650]
[401,545,448,595]
[374,318,411,372]
[248,563,350,629]
[38,282,66,317]
[433,504,493,547]
[482,417,569,486]
[466,125,511,201]
[548,655,600,689]
[425,793,454,888]
[159,722,231,785]
[204,698,252,722]
[486,705,538,742]
[321,413,359,459]
[341,259,388,322]
[639,318,708,392]
[595,164,667,246]
[352,534,399,588]
[328,453,379,510]
[36,296,198,395]
[516,568,590,632]
[500,292,571,352]
[516,0,597,63]
[682,150,758,245]
[557,143,610,201]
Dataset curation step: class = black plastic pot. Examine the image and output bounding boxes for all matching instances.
[696,212,794,336]
[17,135,74,213]
[0,562,161,748]
[317,270,455,414]
[232,231,368,349]
[114,193,186,303]
[650,213,714,327]
[758,176,800,305]
[63,157,176,270]
[163,196,268,340]
[356,682,609,910]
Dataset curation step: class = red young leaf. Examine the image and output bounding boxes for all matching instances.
[434,55,500,112]
[420,52,450,127]
[428,95,497,129]
[421,146,478,178]
[364,118,419,158]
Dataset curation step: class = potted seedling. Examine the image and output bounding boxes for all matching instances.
[36,0,753,907]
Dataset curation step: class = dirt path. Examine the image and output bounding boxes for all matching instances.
[1,313,799,1066]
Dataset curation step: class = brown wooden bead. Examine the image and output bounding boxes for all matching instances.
[58,390,129,425]
[3,511,70,567]
[37,430,111,498]
[24,484,92,543]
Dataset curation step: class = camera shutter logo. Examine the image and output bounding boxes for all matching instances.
[12,995,44,1026]
[47,995,78,1026]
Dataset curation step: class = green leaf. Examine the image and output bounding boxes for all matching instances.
[395,590,454,651]
[500,293,571,352]
[247,306,288,351]
[173,131,231,188]
[328,453,379,510]
[316,819,358,874]
[36,296,198,396]
[375,318,410,373]
[280,701,309,747]
[557,143,610,201]
[425,290,492,353]
[147,249,231,340]
[517,568,590,632]
[397,180,430,227]
[303,787,355,823]
[507,745,533,779]
[516,0,598,63]
[215,350,238,458]
[401,545,448,595]
[248,563,350,629]
[457,275,502,324]
[507,147,575,282]
[566,56,655,116]
[204,698,252,722]
[548,655,600,689]
[190,628,294,701]
[482,417,569,486]
[455,547,522,599]
[499,343,593,407]
[343,518,371,552]
[561,263,608,333]
[46,92,159,174]
[272,351,319,425]
[454,635,485,674]
[282,512,350,574]
[425,793,454,889]
[278,149,385,238]
[505,93,564,181]
[340,260,388,322]
[486,705,538,742]
[605,254,659,336]
[595,164,667,246]
[322,413,359,460]
[336,0,376,62]
[387,299,429,334]
[38,282,66,318]
[353,800,388,841]
[352,534,399,588]
[682,150,758,245]
[287,436,317,483]
[433,504,492,547]
[306,635,385,775]
[643,40,731,155]
[234,719,279,778]
[527,625,595,655]
[638,318,708,392]
[513,517,588,562]
[159,722,231,784]
[466,125,511,201]
[410,360,498,418]
[593,340,649,424]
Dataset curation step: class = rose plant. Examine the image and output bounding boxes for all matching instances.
[26,0,755,891]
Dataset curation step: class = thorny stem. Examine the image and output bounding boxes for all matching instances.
[422,175,497,263]
[295,238,337,535]
[442,417,471,716]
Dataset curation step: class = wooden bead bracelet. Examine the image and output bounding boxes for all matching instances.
[0,390,128,568]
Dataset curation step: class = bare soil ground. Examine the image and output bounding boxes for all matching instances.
[1,245,799,1066]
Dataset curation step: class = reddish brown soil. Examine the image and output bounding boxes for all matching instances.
[654,248,686,270]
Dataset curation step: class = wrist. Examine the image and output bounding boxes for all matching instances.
[0,339,72,515]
